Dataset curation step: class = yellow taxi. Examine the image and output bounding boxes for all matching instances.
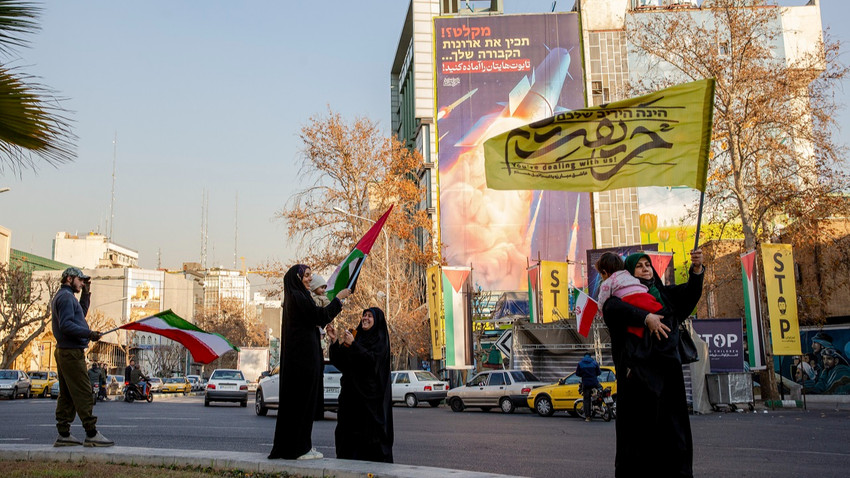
[161,377,192,395]
[28,371,58,398]
[526,366,617,417]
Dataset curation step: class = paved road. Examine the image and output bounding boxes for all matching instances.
[1,394,849,477]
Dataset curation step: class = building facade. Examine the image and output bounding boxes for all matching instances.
[52,231,139,269]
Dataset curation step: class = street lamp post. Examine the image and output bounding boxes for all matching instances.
[333,207,390,320]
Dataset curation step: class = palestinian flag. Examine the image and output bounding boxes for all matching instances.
[118,310,238,364]
[574,290,598,338]
[326,205,393,301]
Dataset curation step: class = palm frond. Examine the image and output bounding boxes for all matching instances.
[0,66,76,176]
[0,1,40,56]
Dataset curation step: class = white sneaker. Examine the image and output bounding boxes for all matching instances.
[84,431,114,447]
[54,434,83,447]
[296,448,323,460]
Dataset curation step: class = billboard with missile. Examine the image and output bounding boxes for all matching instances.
[434,13,589,291]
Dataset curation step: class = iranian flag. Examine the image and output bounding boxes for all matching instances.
[118,310,238,364]
[326,205,393,301]
[574,290,598,338]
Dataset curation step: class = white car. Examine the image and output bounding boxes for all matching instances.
[187,374,202,391]
[446,369,546,414]
[0,370,31,399]
[204,369,248,407]
[391,370,448,408]
[255,361,341,416]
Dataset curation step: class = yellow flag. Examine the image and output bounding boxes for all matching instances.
[760,244,802,356]
[484,79,715,192]
[425,265,444,360]
[540,261,569,323]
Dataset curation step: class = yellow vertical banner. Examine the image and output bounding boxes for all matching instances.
[540,260,570,323]
[760,244,802,356]
[426,265,444,360]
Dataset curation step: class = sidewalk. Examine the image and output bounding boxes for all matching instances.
[0,444,525,478]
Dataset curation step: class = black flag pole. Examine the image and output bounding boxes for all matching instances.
[693,191,705,252]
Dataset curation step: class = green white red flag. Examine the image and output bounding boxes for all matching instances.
[574,290,598,338]
[118,310,238,364]
[326,205,394,301]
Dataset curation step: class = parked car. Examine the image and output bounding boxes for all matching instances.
[0,370,31,399]
[50,378,60,399]
[255,361,340,416]
[205,369,248,407]
[187,375,202,392]
[446,369,545,413]
[527,366,618,417]
[28,371,58,397]
[161,377,191,395]
[108,375,124,395]
[148,377,164,393]
[391,370,448,408]
[323,361,341,412]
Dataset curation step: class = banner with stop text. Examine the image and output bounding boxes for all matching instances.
[540,260,570,323]
[426,265,445,361]
[761,244,802,356]
[691,318,745,372]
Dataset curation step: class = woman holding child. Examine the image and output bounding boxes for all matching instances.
[598,250,704,478]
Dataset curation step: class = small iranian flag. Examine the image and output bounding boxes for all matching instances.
[118,310,238,364]
[574,290,598,338]
[326,205,393,301]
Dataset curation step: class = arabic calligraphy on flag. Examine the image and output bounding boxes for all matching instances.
[483,79,715,192]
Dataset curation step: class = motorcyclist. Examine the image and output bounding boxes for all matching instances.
[576,352,602,422]
[88,362,106,401]
[98,362,108,400]
[129,364,150,398]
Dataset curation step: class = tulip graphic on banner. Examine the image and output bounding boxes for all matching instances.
[442,267,473,369]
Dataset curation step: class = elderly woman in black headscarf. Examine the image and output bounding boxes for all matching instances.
[326,307,393,463]
[268,264,351,461]
[602,250,704,478]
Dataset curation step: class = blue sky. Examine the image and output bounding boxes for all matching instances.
[2,0,848,277]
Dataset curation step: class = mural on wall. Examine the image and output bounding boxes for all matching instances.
[774,326,850,395]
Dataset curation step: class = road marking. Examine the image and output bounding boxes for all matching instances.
[0,438,29,441]
[123,417,201,420]
[35,424,138,428]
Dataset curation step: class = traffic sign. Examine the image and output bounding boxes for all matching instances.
[495,330,513,358]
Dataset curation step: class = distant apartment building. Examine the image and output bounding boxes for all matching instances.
[202,268,251,311]
[53,231,139,269]
[0,225,10,264]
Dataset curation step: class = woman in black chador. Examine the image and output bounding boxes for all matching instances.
[268,264,350,460]
[327,307,393,463]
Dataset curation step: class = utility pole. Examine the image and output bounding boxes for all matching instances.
[109,132,117,240]
[234,192,238,269]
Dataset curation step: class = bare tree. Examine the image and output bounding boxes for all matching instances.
[148,341,185,377]
[194,298,267,371]
[0,262,59,368]
[274,108,439,365]
[626,0,849,401]
[627,0,849,249]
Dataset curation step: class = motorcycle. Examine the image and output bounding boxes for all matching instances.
[573,386,614,422]
[123,378,154,403]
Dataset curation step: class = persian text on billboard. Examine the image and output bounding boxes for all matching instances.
[435,13,589,290]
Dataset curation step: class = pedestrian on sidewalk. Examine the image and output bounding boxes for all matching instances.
[50,267,113,447]
[268,265,351,461]
[327,307,394,463]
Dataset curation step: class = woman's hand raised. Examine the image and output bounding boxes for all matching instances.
[325,325,337,342]
[336,288,352,300]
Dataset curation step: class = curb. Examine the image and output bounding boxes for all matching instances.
[0,445,524,478]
